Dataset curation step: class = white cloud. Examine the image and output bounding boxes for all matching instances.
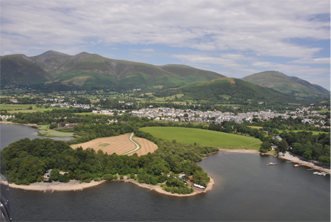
[1,0,329,89]
[289,58,330,64]
[252,61,329,76]
[140,48,155,52]
[1,0,329,59]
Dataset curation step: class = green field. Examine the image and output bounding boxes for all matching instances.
[74,112,103,116]
[277,130,329,135]
[1,104,65,113]
[140,127,262,150]
[248,126,263,129]
[37,125,74,137]
[99,143,110,147]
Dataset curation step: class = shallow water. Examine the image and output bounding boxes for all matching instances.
[3,124,330,221]
[0,124,73,150]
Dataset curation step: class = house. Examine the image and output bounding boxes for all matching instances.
[44,169,53,182]
[272,136,282,141]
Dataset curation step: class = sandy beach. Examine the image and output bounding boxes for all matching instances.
[111,175,214,197]
[218,148,259,154]
[9,175,215,197]
[278,151,330,174]
[9,180,106,191]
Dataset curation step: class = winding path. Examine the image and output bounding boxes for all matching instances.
[122,132,140,155]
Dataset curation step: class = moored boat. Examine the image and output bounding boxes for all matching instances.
[268,162,277,166]
[294,164,301,167]
[313,172,326,176]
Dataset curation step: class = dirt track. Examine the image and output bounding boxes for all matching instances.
[71,134,158,156]
[129,137,158,156]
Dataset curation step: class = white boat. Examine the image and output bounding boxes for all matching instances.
[268,162,277,166]
[313,172,326,176]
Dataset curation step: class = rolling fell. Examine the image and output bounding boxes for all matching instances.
[242,71,330,100]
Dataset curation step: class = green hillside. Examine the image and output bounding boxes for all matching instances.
[242,71,330,100]
[0,54,51,86]
[154,78,299,104]
[159,64,225,82]
[1,51,224,90]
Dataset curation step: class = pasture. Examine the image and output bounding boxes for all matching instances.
[37,125,74,137]
[140,127,262,150]
[248,126,263,129]
[277,130,329,135]
[1,104,65,113]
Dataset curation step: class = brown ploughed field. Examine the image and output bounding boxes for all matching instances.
[71,134,135,155]
[71,134,158,156]
[129,137,158,156]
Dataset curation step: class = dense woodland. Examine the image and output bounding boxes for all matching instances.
[2,130,216,194]
[280,131,330,165]
[259,116,330,132]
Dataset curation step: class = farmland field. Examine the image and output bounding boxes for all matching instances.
[0,104,66,113]
[129,137,158,156]
[140,127,262,150]
[277,130,329,135]
[248,126,263,129]
[37,125,74,137]
[71,134,158,155]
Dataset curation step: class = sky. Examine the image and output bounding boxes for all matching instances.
[1,0,330,90]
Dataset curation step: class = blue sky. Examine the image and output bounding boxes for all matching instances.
[1,0,330,89]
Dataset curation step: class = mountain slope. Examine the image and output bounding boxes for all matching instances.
[154,78,298,104]
[1,51,225,90]
[0,54,51,85]
[30,50,71,73]
[159,64,225,82]
[242,71,330,100]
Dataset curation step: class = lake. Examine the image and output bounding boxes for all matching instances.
[2,124,330,221]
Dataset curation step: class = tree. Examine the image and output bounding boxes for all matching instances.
[277,140,288,153]
[260,141,271,153]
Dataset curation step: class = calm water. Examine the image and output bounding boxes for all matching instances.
[0,124,73,150]
[2,125,330,221]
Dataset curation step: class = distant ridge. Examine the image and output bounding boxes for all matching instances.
[153,77,298,104]
[242,71,330,100]
[1,51,224,90]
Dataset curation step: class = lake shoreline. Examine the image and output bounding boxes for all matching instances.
[278,151,330,175]
[0,121,37,127]
[218,148,259,154]
[9,175,215,197]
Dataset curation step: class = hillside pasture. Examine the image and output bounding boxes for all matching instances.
[140,127,262,150]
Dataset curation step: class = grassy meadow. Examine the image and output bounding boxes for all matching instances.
[37,125,74,137]
[1,104,65,113]
[277,130,329,135]
[140,127,262,150]
[248,126,263,129]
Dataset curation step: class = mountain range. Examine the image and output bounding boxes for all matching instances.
[0,51,329,100]
[0,50,224,91]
